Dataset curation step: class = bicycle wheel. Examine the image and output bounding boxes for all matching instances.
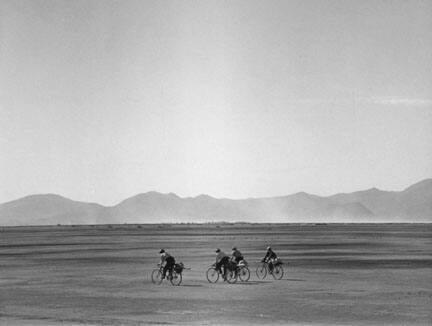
[170,271,182,286]
[206,267,219,283]
[272,264,284,280]
[256,263,267,279]
[151,269,163,285]
[238,266,250,282]
[226,269,237,284]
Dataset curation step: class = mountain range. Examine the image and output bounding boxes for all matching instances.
[1,179,431,226]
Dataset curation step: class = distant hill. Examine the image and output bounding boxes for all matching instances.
[0,179,431,226]
[329,179,432,222]
[0,194,107,226]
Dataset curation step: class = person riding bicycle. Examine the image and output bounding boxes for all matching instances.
[215,248,230,280]
[263,246,277,273]
[231,247,244,265]
[159,249,175,280]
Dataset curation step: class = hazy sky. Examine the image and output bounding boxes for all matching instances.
[1,0,431,205]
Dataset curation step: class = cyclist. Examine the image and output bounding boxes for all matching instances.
[263,246,278,273]
[215,248,230,280]
[159,249,175,280]
[231,247,244,265]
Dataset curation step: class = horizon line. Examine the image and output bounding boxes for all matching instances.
[2,222,431,229]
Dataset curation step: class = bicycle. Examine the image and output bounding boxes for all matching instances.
[151,263,183,286]
[206,263,236,283]
[255,259,284,280]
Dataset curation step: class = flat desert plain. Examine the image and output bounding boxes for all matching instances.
[1,223,431,325]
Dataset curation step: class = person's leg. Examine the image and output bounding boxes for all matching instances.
[222,257,229,280]
[268,260,274,273]
[162,264,168,278]
[233,259,239,276]
[167,258,175,278]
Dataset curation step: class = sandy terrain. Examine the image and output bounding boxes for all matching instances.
[1,223,431,325]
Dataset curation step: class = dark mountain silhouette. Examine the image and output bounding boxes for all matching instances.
[0,179,431,226]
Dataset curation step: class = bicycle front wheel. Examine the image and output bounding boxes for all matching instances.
[238,266,250,282]
[170,271,182,286]
[151,269,163,285]
[256,263,267,279]
[206,267,219,283]
[272,265,284,280]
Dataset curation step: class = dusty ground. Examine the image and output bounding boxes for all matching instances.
[1,223,431,325]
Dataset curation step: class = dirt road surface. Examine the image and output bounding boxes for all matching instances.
[1,224,431,325]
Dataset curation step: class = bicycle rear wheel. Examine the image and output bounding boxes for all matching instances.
[238,266,250,282]
[256,263,267,279]
[151,269,163,285]
[170,271,182,286]
[206,267,219,283]
[272,265,284,280]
